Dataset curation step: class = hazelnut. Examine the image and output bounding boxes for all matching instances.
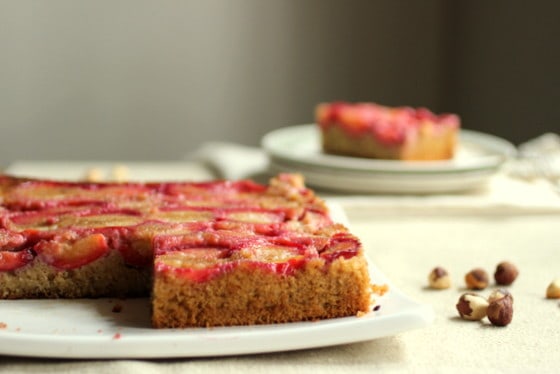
[546,278,560,299]
[465,268,489,290]
[84,167,104,182]
[111,164,130,183]
[487,295,513,326]
[494,261,519,285]
[428,266,451,289]
[456,293,489,321]
[488,288,513,304]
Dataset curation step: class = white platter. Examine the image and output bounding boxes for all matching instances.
[262,125,517,193]
[0,194,433,359]
[0,204,433,359]
[0,261,433,359]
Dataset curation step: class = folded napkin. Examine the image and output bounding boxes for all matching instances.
[186,139,560,216]
[510,132,560,180]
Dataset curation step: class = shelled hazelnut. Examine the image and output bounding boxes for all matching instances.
[465,268,489,290]
[546,278,560,299]
[456,293,489,321]
[111,164,130,182]
[494,261,519,286]
[428,266,451,290]
[84,167,104,182]
[487,295,513,326]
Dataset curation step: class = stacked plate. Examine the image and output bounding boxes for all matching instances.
[261,125,517,194]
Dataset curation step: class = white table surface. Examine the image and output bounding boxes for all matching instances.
[2,160,560,373]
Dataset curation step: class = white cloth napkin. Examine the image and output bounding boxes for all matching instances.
[186,140,560,215]
[510,132,560,180]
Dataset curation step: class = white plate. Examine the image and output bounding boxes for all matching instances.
[0,262,432,359]
[261,125,517,193]
[0,203,433,359]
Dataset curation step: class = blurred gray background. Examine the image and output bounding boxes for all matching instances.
[1,0,558,166]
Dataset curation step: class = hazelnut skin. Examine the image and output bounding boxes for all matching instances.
[465,268,489,290]
[428,266,451,289]
[487,295,513,326]
[494,261,519,286]
[488,288,513,304]
[546,278,560,299]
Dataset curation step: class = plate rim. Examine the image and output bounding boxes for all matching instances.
[261,124,516,174]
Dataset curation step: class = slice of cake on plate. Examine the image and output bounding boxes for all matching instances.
[316,102,460,160]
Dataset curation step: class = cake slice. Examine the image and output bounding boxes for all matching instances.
[0,174,374,327]
[316,102,460,160]
[152,223,371,327]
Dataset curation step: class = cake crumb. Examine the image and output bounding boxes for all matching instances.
[113,333,122,340]
[0,322,7,329]
[112,304,123,313]
[371,283,389,296]
[356,311,367,317]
